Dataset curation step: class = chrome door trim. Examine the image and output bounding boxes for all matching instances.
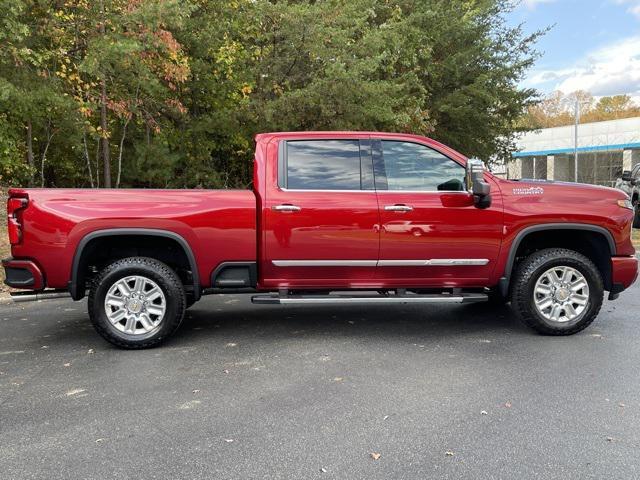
[271,260,378,267]
[378,259,490,266]
[271,259,489,267]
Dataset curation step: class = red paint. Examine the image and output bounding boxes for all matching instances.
[6,189,256,289]
[4,131,638,295]
[612,256,639,288]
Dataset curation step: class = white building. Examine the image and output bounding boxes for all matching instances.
[508,117,640,187]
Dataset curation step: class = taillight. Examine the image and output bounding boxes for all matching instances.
[7,197,28,245]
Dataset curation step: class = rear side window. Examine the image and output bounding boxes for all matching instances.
[285,140,363,190]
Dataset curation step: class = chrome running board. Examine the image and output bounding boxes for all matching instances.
[252,291,487,305]
[10,290,71,303]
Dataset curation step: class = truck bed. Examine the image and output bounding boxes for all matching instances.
[8,188,257,290]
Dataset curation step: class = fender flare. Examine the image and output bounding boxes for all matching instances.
[498,223,616,297]
[69,228,200,301]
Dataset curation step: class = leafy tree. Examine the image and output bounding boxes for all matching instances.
[1,0,543,188]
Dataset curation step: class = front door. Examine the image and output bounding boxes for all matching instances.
[262,137,381,289]
[373,139,503,287]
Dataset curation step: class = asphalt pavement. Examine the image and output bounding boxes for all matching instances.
[1,283,640,479]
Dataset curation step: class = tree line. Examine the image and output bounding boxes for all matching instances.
[522,91,640,129]
[0,0,542,189]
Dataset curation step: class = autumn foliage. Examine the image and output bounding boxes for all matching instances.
[1,0,543,188]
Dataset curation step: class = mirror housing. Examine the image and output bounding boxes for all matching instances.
[621,170,633,182]
[466,158,491,209]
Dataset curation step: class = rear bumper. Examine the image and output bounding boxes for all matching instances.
[609,255,639,299]
[2,258,45,290]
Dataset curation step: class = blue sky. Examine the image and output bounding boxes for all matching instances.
[508,0,640,99]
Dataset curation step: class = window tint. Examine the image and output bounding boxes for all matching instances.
[380,141,465,191]
[286,140,362,190]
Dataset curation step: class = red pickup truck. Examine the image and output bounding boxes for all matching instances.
[4,132,638,348]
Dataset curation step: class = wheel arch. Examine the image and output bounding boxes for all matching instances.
[69,228,200,301]
[498,223,616,297]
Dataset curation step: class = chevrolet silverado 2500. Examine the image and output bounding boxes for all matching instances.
[3,132,638,348]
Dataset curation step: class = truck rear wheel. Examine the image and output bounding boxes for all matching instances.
[88,257,186,349]
[510,248,603,335]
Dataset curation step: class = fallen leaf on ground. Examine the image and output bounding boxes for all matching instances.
[178,400,201,410]
[370,452,381,460]
[66,388,86,397]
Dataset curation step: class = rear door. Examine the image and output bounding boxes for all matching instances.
[262,137,381,288]
[373,139,503,287]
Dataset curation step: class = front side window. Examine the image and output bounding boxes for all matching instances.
[285,140,362,190]
[380,141,465,191]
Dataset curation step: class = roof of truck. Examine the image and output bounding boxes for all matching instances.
[254,131,467,161]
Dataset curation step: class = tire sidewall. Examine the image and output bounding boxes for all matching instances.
[90,260,184,345]
[524,255,602,331]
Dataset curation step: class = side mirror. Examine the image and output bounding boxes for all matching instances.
[466,158,491,209]
[621,170,633,182]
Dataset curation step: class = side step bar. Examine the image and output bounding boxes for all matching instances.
[252,292,488,305]
[10,290,71,303]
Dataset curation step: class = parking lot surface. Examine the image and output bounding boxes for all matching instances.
[1,283,640,479]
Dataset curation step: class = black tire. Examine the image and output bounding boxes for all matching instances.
[88,257,186,349]
[510,248,603,335]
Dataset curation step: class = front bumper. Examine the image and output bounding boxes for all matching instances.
[2,258,45,290]
[609,255,639,300]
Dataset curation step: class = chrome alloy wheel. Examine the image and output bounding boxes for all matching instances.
[104,275,166,335]
[533,266,590,323]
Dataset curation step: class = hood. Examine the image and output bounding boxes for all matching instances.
[499,178,628,199]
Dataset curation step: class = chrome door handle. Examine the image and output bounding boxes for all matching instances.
[384,204,413,212]
[273,204,302,212]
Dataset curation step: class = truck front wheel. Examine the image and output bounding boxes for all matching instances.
[510,248,604,335]
[88,257,186,349]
